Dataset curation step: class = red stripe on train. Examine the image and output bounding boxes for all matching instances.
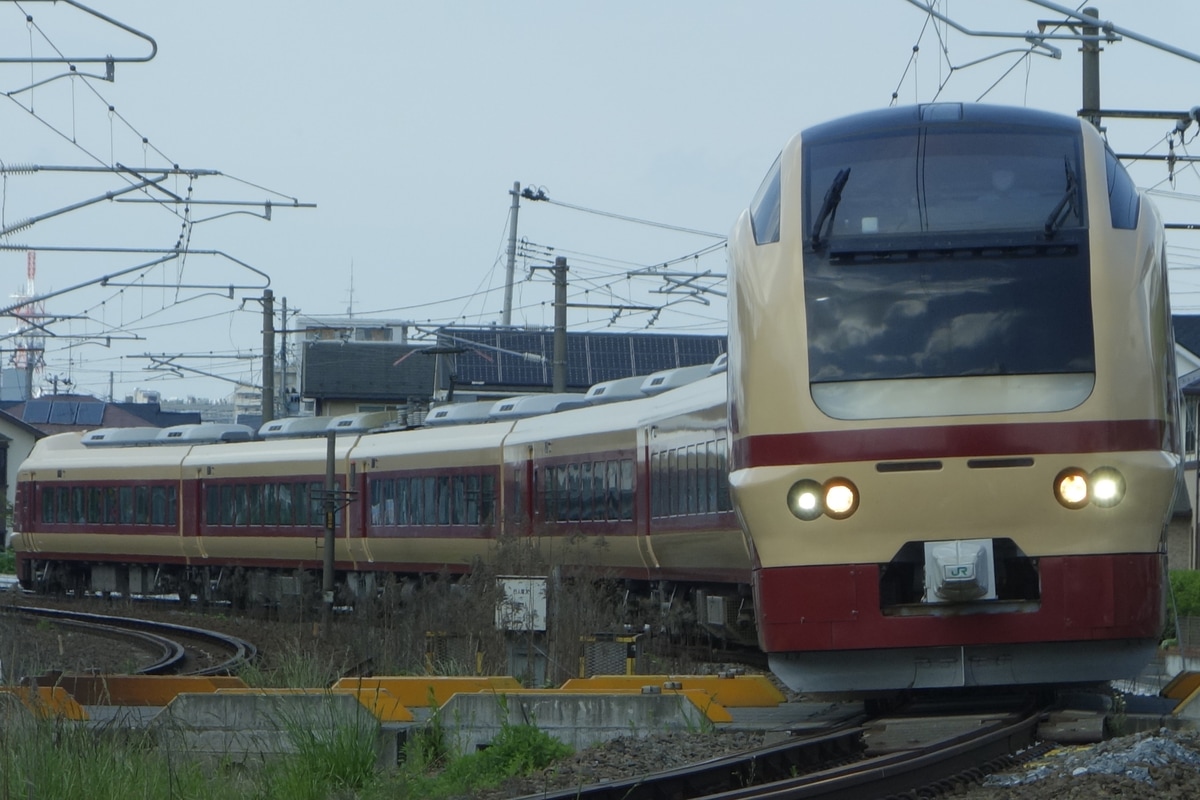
[733,419,1166,468]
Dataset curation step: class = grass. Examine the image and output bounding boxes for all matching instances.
[0,710,573,800]
[0,547,14,575]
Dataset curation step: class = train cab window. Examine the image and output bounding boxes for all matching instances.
[750,154,781,245]
[805,127,1083,238]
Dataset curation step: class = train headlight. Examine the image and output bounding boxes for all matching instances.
[787,479,824,521]
[823,478,859,519]
[1090,467,1126,508]
[1054,468,1090,509]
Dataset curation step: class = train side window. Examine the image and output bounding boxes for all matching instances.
[168,486,178,526]
[218,485,233,526]
[397,478,410,525]
[88,487,103,524]
[308,482,323,526]
[464,475,479,525]
[264,484,278,525]
[233,486,247,526]
[134,486,149,525]
[567,463,582,522]
[620,458,634,521]
[410,477,423,525]
[382,479,396,526]
[120,486,135,525]
[750,154,782,245]
[71,487,86,524]
[105,487,119,524]
[481,473,496,525]
[606,461,621,520]
[41,488,53,524]
[1106,147,1139,229]
[424,477,437,525]
[151,487,168,525]
[295,482,310,526]
[248,484,263,525]
[278,484,294,525]
[451,475,465,525]
[593,460,606,522]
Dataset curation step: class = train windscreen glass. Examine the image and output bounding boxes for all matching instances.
[802,124,1093,418]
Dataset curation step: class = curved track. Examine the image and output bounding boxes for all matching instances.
[3,605,257,675]
[518,702,1046,800]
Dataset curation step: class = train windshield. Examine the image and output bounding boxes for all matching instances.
[805,127,1083,237]
[802,123,1094,419]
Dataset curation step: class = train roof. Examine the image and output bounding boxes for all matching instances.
[488,393,590,420]
[155,423,256,444]
[258,416,334,438]
[802,103,1081,144]
[584,375,648,405]
[424,401,495,426]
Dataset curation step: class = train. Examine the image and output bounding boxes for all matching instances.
[10,102,1181,694]
[727,102,1181,691]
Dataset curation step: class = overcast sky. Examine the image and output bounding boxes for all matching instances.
[2,0,1199,402]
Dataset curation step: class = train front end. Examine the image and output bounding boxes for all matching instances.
[728,103,1180,692]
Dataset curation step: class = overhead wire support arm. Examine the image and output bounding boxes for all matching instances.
[0,0,157,64]
[905,0,1064,57]
[1024,0,1200,64]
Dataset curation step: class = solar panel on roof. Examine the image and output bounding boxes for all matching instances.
[49,402,79,424]
[22,400,52,424]
[75,403,106,425]
[437,328,725,390]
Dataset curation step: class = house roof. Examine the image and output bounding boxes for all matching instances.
[1174,315,1200,359]
[0,395,200,437]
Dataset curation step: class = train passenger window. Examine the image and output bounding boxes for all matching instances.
[382,479,396,526]
[41,488,53,524]
[54,487,68,524]
[481,474,496,525]
[451,476,465,525]
[295,483,310,526]
[71,487,86,524]
[464,475,479,525]
[566,463,581,522]
[120,486,135,525]
[88,487,103,524]
[248,485,263,526]
[105,487,119,524]
[607,461,621,520]
[309,482,324,525]
[620,459,634,521]
[369,479,382,525]
[409,477,423,525]
[264,484,278,525]
[423,477,437,525]
[218,485,233,526]
[151,487,166,525]
[750,154,782,245]
[397,478,409,525]
[233,486,247,526]
[134,486,149,525]
[578,463,592,521]
[278,484,294,525]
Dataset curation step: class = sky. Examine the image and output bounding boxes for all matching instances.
[2,0,1200,403]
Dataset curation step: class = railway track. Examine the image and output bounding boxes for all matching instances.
[1,605,257,676]
[517,698,1047,800]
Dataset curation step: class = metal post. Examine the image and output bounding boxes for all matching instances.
[279,297,288,416]
[323,431,336,615]
[552,256,567,393]
[1081,7,1102,129]
[262,289,275,424]
[503,182,521,326]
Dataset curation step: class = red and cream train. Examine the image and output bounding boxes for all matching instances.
[12,103,1181,693]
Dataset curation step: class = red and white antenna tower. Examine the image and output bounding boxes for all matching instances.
[10,251,47,394]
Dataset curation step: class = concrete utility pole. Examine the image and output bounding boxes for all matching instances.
[503,182,521,326]
[261,289,275,424]
[552,256,567,393]
[279,296,288,417]
[323,431,336,617]
[1081,6,1102,129]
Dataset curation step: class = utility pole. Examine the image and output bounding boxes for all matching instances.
[1081,6,1102,129]
[323,431,336,618]
[552,256,567,393]
[503,182,520,326]
[261,289,274,424]
[279,296,288,417]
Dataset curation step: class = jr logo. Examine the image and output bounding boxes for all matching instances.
[945,564,975,580]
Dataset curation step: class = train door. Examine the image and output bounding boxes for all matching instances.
[636,427,659,570]
[14,477,39,554]
[347,460,374,566]
[180,468,207,561]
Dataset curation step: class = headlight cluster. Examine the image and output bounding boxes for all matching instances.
[1053,467,1126,509]
[786,477,859,521]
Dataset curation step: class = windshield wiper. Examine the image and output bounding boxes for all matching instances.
[1044,158,1079,238]
[810,167,851,250]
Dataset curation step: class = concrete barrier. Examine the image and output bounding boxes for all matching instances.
[150,690,407,768]
[439,691,713,753]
